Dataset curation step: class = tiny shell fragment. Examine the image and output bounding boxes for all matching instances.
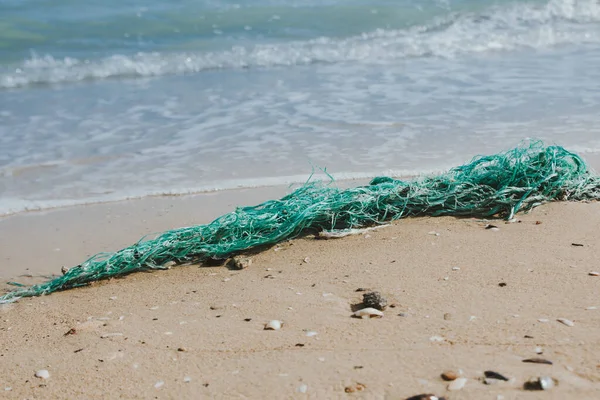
[589,271,600,276]
[231,256,252,270]
[557,318,574,327]
[35,370,50,379]
[264,320,282,330]
[353,308,383,319]
[447,377,467,390]
[405,395,446,400]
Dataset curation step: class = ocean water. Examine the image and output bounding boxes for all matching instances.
[1,0,600,216]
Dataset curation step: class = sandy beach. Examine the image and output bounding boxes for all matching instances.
[1,188,600,399]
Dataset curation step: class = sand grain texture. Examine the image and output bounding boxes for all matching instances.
[1,200,600,399]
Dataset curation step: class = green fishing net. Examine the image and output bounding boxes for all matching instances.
[2,141,599,303]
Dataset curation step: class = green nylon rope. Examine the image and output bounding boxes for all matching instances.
[2,141,599,303]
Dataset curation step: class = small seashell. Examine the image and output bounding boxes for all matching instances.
[100,332,123,338]
[441,371,458,381]
[264,320,282,330]
[535,347,543,354]
[447,377,467,390]
[537,318,549,323]
[485,224,499,231]
[443,313,452,321]
[557,318,574,327]
[452,267,460,271]
[61,266,69,275]
[183,377,191,383]
[154,381,164,389]
[305,331,318,337]
[353,308,384,319]
[428,231,440,236]
[429,335,444,342]
[35,369,50,379]
[586,306,597,310]
[303,257,310,263]
[405,395,446,400]
[589,271,600,276]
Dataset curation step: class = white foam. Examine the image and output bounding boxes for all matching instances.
[2,0,600,88]
[0,167,447,217]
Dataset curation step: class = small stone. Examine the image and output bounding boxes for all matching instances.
[441,371,458,381]
[405,395,447,400]
[429,335,444,342]
[362,291,387,310]
[538,318,549,323]
[61,266,69,275]
[498,282,507,287]
[557,318,574,327]
[447,377,467,390]
[177,347,186,352]
[484,371,508,381]
[303,257,310,263]
[154,380,164,389]
[305,331,318,337]
[35,370,50,379]
[586,306,597,310]
[231,256,252,270]
[183,377,191,383]
[443,313,452,321]
[523,358,553,365]
[535,347,543,354]
[452,267,460,271]
[485,224,499,231]
[589,271,600,276]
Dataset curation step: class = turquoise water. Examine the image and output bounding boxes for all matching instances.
[1,0,600,215]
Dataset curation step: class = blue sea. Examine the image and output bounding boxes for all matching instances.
[1,0,600,216]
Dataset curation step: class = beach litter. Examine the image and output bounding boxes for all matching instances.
[4,142,600,303]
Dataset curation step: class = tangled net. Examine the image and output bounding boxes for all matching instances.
[2,141,599,303]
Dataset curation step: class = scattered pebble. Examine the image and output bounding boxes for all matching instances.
[484,371,508,381]
[264,320,282,330]
[353,308,384,319]
[443,313,452,321]
[447,377,467,390]
[177,347,186,352]
[498,282,507,287]
[100,333,123,338]
[535,347,544,354]
[524,376,555,391]
[441,371,458,381]
[428,231,440,236]
[154,381,164,389]
[557,318,574,327]
[405,395,446,400]
[362,291,387,310]
[109,296,117,300]
[231,256,252,270]
[485,224,499,231]
[344,382,366,393]
[452,267,460,271]
[35,370,50,379]
[523,358,553,365]
[183,377,191,383]
[589,271,600,276]
[303,257,310,263]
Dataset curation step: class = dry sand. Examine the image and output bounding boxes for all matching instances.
[1,192,600,399]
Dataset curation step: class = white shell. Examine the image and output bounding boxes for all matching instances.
[35,370,50,379]
[539,376,554,390]
[589,271,600,276]
[264,320,282,330]
[154,381,164,389]
[557,318,574,327]
[448,377,467,390]
[353,308,384,319]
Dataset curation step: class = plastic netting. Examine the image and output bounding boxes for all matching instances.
[2,141,599,303]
